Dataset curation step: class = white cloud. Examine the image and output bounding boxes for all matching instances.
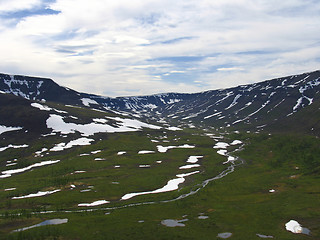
[0,0,41,12]
[0,0,319,97]
[217,67,244,72]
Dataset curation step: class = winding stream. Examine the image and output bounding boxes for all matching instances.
[5,144,245,216]
[25,155,245,215]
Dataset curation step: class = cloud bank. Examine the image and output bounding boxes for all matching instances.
[0,0,319,97]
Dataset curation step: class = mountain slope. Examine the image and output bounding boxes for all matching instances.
[160,70,320,129]
[0,72,320,239]
[1,70,320,134]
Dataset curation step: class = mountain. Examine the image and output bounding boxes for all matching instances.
[1,71,320,239]
[1,70,320,134]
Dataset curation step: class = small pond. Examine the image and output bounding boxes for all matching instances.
[161,219,188,227]
[12,219,68,233]
[256,233,274,238]
[217,232,232,239]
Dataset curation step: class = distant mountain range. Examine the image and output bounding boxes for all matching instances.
[1,70,320,135]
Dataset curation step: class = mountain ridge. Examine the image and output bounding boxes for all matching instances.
[1,70,320,135]
[1,71,320,239]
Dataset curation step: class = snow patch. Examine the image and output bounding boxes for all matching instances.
[50,138,94,151]
[204,112,222,119]
[121,171,200,200]
[166,126,182,131]
[46,114,161,136]
[139,165,151,168]
[1,160,60,178]
[157,144,195,153]
[187,156,203,163]
[0,125,22,135]
[31,103,52,111]
[230,140,242,145]
[81,98,98,106]
[35,148,48,157]
[179,164,200,169]
[223,156,236,164]
[217,149,227,156]
[12,190,61,199]
[225,94,242,110]
[0,144,28,152]
[285,220,311,235]
[138,150,155,154]
[213,142,229,149]
[143,104,157,110]
[93,118,108,124]
[78,200,109,207]
[167,99,181,104]
[285,220,302,233]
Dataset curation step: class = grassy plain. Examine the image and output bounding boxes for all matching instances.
[0,127,319,239]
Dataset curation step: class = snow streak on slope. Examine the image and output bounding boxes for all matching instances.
[12,190,61,199]
[155,71,320,129]
[1,70,320,131]
[121,171,200,200]
[50,138,94,151]
[0,160,60,178]
[46,114,161,136]
[2,75,44,100]
[0,125,22,134]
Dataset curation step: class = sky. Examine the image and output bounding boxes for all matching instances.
[0,0,319,97]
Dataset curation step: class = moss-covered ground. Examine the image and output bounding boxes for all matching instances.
[0,127,319,239]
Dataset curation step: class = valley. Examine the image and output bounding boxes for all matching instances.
[0,71,319,239]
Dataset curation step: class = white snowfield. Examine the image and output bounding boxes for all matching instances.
[139,165,151,168]
[92,118,108,124]
[230,140,242,145]
[46,114,161,136]
[138,150,155,154]
[179,164,200,169]
[0,144,28,152]
[12,189,61,199]
[121,171,200,200]
[186,156,203,163]
[223,156,236,164]
[0,160,60,178]
[285,220,302,233]
[213,142,230,149]
[166,126,182,131]
[31,103,67,114]
[117,151,126,155]
[81,98,98,107]
[35,147,48,157]
[78,200,110,207]
[217,149,227,156]
[31,103,52,111]
[50,138,94,151]
[157,144,195,153]
[179,156,203,169]
[0,125,22,134]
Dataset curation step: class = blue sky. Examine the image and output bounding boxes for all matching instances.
[0,0,319,97]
